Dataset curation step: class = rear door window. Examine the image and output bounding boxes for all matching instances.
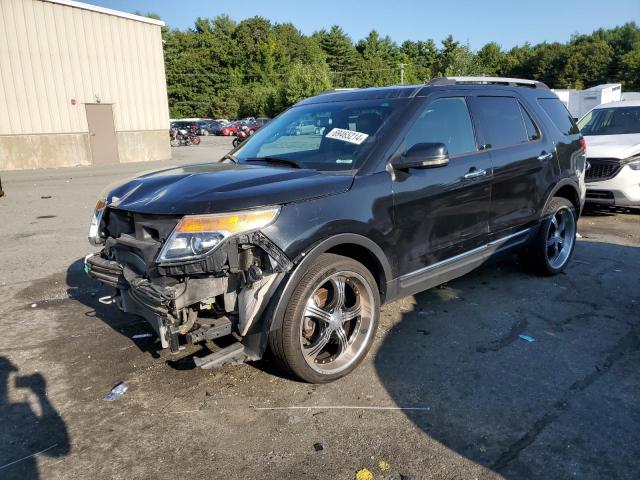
[520,103,540,141]
[404,97,476,156]
[474,97,529,148]
[538,98,579,135]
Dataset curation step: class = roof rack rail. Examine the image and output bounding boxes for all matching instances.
[426,76,549,90]
[319,88,359,94]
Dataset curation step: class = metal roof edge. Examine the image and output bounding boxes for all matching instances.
[41,0,165,26]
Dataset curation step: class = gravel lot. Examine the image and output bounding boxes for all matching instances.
[1,136,639,479]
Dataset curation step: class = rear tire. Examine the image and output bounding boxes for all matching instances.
[269,253,380,384]
[524,197,577,276]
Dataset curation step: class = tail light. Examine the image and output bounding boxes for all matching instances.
[580,137,590,172]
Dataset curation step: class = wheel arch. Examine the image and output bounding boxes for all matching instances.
[294,234,392,301]
[542,179,581,216]
[240,233,392,358]
[269,234,391,329]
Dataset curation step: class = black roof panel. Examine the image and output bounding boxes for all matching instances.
[296,85,423,105]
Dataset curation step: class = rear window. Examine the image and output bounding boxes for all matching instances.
[538,98,579,135]
[474,97,529,148]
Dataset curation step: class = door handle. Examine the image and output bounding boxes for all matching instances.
[537,152,553,161]
[463,168,487,180]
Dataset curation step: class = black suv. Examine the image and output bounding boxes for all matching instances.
[85,77,586,383]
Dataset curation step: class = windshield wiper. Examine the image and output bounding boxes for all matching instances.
[245,156,303,169]
[221,153,239,163]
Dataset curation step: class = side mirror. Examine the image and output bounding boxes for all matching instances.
[392,142,450,170]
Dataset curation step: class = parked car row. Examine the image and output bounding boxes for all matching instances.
[171,118,271,137]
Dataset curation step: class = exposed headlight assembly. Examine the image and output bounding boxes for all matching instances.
[88,197,108,246]
[87,181,140,246]
[157,207,280,263]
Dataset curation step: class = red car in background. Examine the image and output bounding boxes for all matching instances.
[218,122,239,136]
[209,121,236,136]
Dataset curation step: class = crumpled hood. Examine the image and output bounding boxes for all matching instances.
[106,162,354,215]
[584,134,640,159]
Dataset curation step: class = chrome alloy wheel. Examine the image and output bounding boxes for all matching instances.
[299,271,375,374]
[546,206,576,269]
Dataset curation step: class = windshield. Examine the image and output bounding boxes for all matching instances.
[233,98,405,171]
[578,106,640,136]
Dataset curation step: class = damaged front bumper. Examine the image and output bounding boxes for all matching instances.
[84,225,291,365]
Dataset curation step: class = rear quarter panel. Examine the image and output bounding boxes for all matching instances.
[531,93,585,214]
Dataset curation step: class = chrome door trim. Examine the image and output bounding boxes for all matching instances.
[398,227,532,284]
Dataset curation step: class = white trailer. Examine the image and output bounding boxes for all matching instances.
[552,83,622,119]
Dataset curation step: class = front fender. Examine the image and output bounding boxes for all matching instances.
[240,233,392,358]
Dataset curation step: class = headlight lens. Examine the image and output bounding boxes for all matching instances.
[627,158,640,170]
[88,197,107,246]
[157,207,280,263]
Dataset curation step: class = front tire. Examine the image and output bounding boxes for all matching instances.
[525,197,577,275]
[269,253,380,383]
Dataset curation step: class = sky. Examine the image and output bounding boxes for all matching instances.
[91,0,640,50]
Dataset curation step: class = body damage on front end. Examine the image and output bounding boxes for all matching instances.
[83,161,355,365]
[85,206,293,361]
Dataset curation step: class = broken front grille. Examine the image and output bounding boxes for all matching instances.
[586,158,622,182]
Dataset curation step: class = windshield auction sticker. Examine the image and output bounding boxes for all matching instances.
[325,128,369,145]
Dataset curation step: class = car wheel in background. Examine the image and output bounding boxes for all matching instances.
[269,253,380,383]
[524,197,577,275]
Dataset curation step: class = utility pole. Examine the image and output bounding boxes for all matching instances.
[399,63,407,85]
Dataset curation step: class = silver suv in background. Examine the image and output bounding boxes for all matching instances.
[578,101,640,206]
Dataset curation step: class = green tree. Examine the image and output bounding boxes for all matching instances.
[157,14,640,120]
[444,44,484,76]
[437,35,460,75]
[477,42,505,75]
[278,62,332,109]
[522,42,570,87]
[314,26,359,87]
[561,39,614,88]
[356,30,400,86]
[401,40,438,82]
[619,48,640,90]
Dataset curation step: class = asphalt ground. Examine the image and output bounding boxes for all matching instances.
[0,136,639,479]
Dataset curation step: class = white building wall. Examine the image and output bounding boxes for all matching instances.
[0,0,170,135]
